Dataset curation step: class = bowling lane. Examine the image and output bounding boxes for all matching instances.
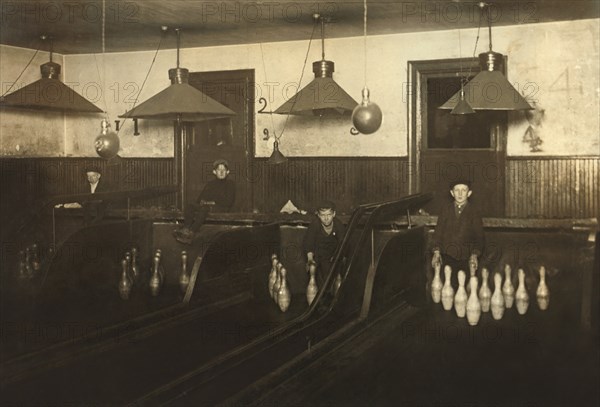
[0,293,309,405]
[249,286,599,406]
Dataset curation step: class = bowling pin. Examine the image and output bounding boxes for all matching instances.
[536,265,550,310]
[466,276,481,326]
[491,273,505,320]
[454,270,468,318]
[149,255,162,296]
[31,243,41,272]
[131,247,140,281]
[431,262,443,304]
[268,257,278,298]
[306,263,318,305]
[515,268,529,315]
[441,265,454,311]
[179,250,190,294]
[478,268,492,313]
[277,267,291,312]
[119,258,132,300]
[502,264,515,309]
[272,263,283,302]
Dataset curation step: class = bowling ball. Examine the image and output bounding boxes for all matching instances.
[94,131,120,159]
[352,101,383,134]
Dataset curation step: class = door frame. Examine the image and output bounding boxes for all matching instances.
[407,58,507,215]
[186,69,255,212]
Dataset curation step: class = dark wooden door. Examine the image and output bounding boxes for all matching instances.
[409,60,506,217]
[186,70,254,212]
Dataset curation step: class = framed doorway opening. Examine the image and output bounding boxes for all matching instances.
[407,58,507,217]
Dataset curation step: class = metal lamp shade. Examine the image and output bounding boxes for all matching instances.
[119,68,235,121]
[267,140,287,165]
[451,90,475,115]
[440,52,533,111]
[274,60,357,116]
[0,62,103,113]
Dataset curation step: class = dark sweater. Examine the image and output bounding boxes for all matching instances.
[197,178,236,212]
[432,201,484,261]
[302,217,346,263]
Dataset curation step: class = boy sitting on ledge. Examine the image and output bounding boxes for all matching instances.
[174,159,235,244]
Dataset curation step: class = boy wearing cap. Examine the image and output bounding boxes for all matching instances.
[175,159,235,242]
[82,166,110,225]
[302,201,346,287]
[56,166,110,225]
[431,180,484,283]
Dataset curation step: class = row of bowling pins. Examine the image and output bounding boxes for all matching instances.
[431,263,550,325]
[119,248,192,300]
[268,254,344,312]
[17,243,42,280]
[268,254,291,312]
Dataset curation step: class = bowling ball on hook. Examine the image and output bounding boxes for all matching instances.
[95,131,120,159]
[352,100,383,135]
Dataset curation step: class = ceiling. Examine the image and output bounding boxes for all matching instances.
[1,0,598,54]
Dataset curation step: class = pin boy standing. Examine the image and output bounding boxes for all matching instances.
[431,180,484,286]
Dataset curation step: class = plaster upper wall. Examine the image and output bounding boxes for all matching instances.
[0,46,67,156]
[505,19,600,156]
[2,18,599,158]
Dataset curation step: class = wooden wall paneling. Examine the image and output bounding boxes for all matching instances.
[0,157,176,215]
[506,157,599,219]
[3,156,597,221]
[250,158,410,215]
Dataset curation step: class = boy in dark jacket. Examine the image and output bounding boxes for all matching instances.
[174,159,235,243]
[303,201,346,287]
[431,180,484,285]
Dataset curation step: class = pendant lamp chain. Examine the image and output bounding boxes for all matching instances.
[93,0,110,118]
[1,45,40,98]
[116,28,165,138]
[458,30,463,80]
[363,0,367,88]
[176,28,180,68]
[93,0,121,160]
[278,20,317,141]
[101,0,108,119]
[464,5,484,85]
[487,5,493,51]
[259,42,276,134]
[321,17,325,60]
[351,0,383,134]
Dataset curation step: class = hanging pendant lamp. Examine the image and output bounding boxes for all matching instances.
[273,14,357,116]
[267,139,287,165]
[0,36,103,113]
[119,28,236,210]
[451,88,476,114]
[450,31,475,115]
[119,29,236,122]
[440,3,532,111]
